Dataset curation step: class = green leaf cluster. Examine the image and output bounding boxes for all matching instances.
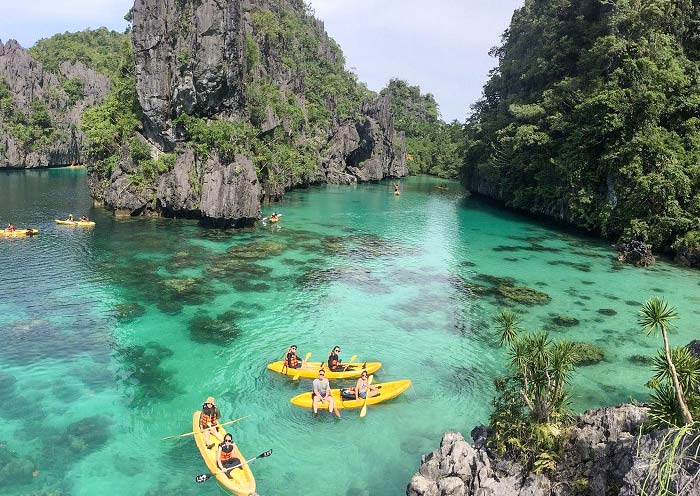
[465,0,700,254]
[0,79,58,156]
[490,309,580,469]
[80,40,141,177]
[29,28,128,78]
[381,79,462,178]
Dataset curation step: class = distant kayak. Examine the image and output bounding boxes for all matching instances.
[267,360,382,379]
[0,228,38,237]
[55,219,96,227]
[192,411,255,496]
[290,379,412,409]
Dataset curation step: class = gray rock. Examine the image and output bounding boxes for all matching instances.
[0,39,110,168]
[408,404,700,496]
[199,153,261,226]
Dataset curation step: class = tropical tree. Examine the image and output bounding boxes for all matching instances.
[640,297,694,425]
[490,310,580,468]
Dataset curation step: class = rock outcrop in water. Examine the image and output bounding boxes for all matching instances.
[616,240,656,267]
[0,39,110,168]
[88,0,407,225]
[407,404,700,496]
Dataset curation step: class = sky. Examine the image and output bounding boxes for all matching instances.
[0,0,523,122]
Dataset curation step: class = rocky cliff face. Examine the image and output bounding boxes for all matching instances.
[0,40,110,168]
[89,0,407,225]
[407,404,700,496]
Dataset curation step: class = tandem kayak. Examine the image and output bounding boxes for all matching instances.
[192,411,255,496]
[55,219,96,227]
[267,361,382,379]
[0,229,38,237]
[289,379,412,410]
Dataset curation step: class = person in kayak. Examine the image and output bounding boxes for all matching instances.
[312,369,338,417]
[79,215,89,222]
[354,370,378,400]
[217,433,242,479]
[270,212,280,222]
[327,346,343,371]
[284,345,303,369]
[6,223,15,232]
[394,183,400,195]
[67,214,75,222]
[200,396,223,449]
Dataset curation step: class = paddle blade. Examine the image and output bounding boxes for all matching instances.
[260,449,273,458]
[195,473,214,483]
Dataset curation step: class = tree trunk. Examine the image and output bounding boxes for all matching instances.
[662,326,694,425]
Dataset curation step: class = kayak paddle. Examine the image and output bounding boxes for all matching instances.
[360,375,373,418]
[341,355,358,372]
[161,415,250,440]
[292,352,312,380]
[195,449,273,483]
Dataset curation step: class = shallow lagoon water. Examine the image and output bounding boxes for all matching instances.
[1,169,699,495]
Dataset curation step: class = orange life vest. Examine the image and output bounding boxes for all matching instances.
[286,352,299,368]
[220,443,234,462]
[201,404,218,427]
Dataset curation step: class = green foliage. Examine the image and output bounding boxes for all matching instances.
[80,39,141,177]
[61,77,85,105]
[381,79,462,178]
[252,10,280,39]
[489,310,581,469]
[175,114,255,162]
[130,152,176,189]
[244,35,260,73]
[640,298,699,429]
[465,0,700,254]
[29,28,128,78]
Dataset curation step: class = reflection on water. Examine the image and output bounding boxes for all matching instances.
[1,169,700,495]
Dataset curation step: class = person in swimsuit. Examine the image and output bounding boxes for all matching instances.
[354,370,378,400]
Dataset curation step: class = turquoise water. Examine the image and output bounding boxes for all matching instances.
[2,169,700,495]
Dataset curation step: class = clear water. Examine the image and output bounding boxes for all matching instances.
[1,169,699,496]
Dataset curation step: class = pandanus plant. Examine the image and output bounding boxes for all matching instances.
[639,297,694,425]
[495,309,579,424]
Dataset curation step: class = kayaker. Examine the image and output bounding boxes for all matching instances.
[394,183,400,195]
[312,369,338,417]
[79,215,89,222]
[6,223,15,232]
[284,345,303,369]
[327,346,342,371]
[67,214,74,222]
[270,211,280,222]
[217,433,241,479]
[354,370,378,400]
[200,397,223,449]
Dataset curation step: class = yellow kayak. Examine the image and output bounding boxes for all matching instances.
[192,411,255,496]
[55,219,96,227]
[290,379,412,410]
[267,361,382,379]
[0,228,38,237]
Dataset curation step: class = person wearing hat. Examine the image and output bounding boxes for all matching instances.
[67,214,75,222]
[200,396,223,449]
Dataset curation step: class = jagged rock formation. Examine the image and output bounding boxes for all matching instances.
[616,240,656,267]
[0,39,110,168]
[89,0,407,225]
[407,405,700,496]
